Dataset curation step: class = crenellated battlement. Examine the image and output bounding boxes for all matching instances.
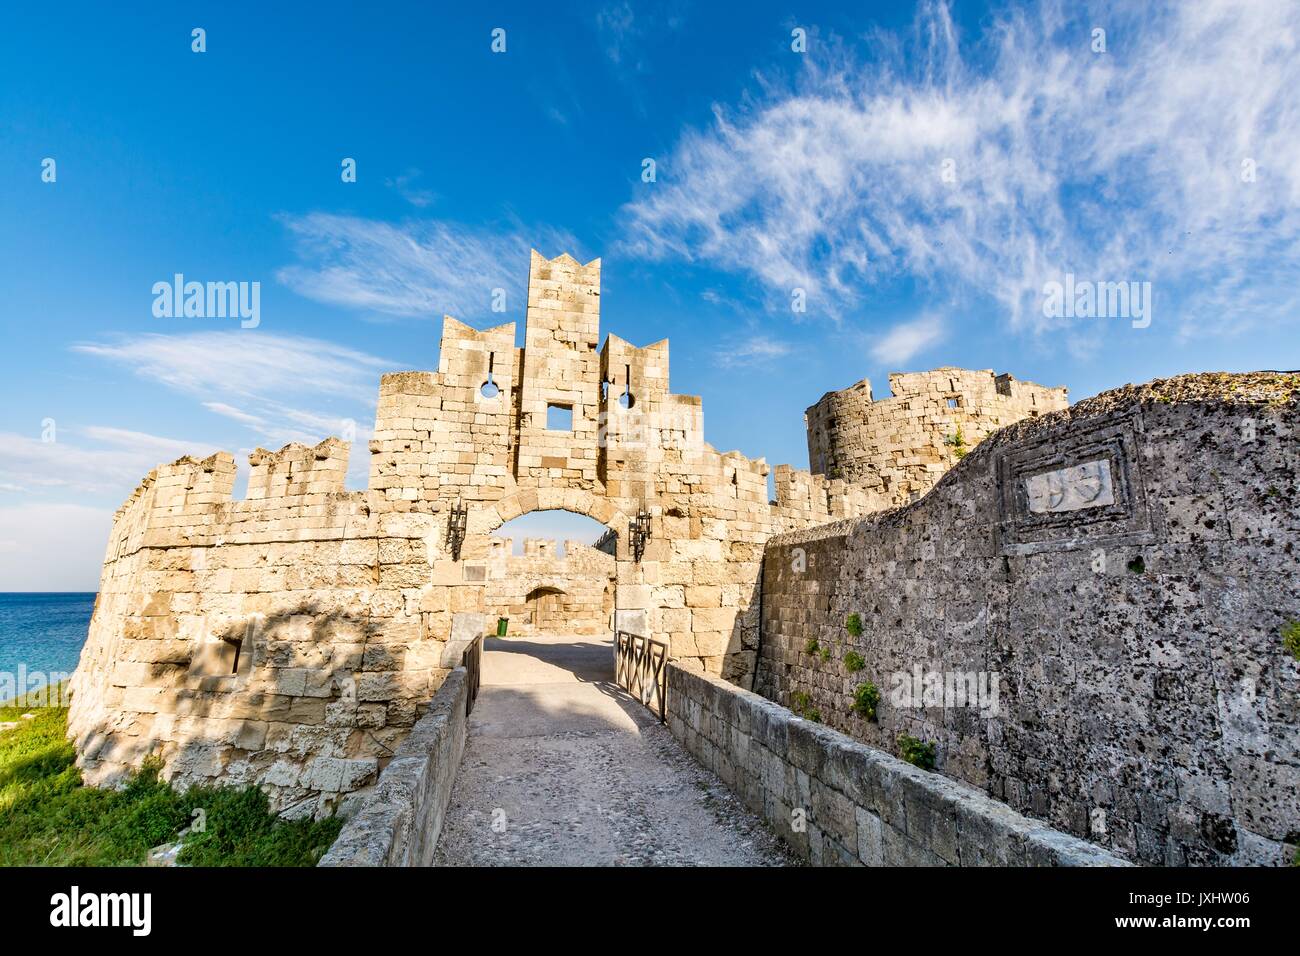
[806,366,1068,506]
[247,438,349,501]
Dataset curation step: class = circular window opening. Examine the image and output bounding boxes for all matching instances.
[480,380,500,399]
[618,390,634,409]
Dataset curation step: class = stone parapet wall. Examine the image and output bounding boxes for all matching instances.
[666,663,1125,866]
[806,367,1068,506]
[318,668,469,867]
[764,373,1300,865]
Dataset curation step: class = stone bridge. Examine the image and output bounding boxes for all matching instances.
[321,628,1123,867]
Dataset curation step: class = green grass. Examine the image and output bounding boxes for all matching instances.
[0,695,339,866]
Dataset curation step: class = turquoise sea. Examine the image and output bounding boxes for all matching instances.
[0,593,96,691]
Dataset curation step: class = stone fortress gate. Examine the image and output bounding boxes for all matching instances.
[67,250,917,812]
[65,250,1297,866]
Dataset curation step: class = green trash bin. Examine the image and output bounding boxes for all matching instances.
[496,617,509,637]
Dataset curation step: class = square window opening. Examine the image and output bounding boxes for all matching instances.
[546,403,573,431]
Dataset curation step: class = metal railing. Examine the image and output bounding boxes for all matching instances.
[614,631,668,723]
[464,634,484,715]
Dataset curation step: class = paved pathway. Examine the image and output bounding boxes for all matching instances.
[434,633,795,866]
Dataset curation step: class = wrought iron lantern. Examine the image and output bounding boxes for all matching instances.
[445,500,468,561]
[629,508,652,562]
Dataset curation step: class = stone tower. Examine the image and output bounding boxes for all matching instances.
[805,367,1068,506]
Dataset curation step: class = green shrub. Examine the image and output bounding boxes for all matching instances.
[851,682,880,720]
[843,651,865,673]
[806,709,822,723]
[897,734,936,770]
[804,638,820,655]
[819,646,831,662]
[845,613,863,638]
[944,428,968,459]
[1282,620,1300,661]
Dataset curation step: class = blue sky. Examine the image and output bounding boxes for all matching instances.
[2,0,1298,589]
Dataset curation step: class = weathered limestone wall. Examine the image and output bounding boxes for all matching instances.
[761,373,1300,866]
[667,663,1126,866]
[806,367,1068,506]
[481,538,615,636]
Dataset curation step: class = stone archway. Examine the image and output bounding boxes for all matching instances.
[485,491,629,557]
[466,505,623,639]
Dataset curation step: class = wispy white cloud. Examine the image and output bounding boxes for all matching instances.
[619,0,1300,338]
[0,503,114,591]
[74,331,391,487]
[384,168,437,208]
[275,213,581,320]
[203,399,374,464]
[717,334,794,367]
[74,331,391,404]
[201,402,266,430]
[869,315,946,366]
[80,426,211,460]
[0,428,220,497]
[596,3,640,66]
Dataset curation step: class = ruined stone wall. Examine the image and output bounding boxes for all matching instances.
[761,373,1300,865]
[806,367,1068,506]
[480,538,615,635]
[69,249,881,808]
